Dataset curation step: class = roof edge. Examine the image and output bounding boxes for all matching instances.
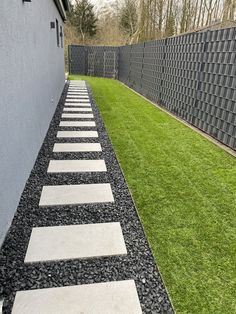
[53,0,70,21]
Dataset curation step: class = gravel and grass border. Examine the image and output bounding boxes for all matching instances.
[0,81,173,313]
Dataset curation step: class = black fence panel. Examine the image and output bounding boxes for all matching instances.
[141,39,165,103]
[128,43,145,93]
[118,45,131,84]
[161,33,204,124]
[68,27,236,150]
[69,45,119,79]
[69,45,87,75]
[194,28,236,147]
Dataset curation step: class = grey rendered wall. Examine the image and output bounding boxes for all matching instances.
[0,0,65,245]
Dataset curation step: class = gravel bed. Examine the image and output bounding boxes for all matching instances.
[0,82,174,313]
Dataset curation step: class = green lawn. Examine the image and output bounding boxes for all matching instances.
[69,75,236,314]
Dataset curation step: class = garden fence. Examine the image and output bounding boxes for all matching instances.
[68,27,236,150]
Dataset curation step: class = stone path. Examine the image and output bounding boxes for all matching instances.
[0,81,173,313]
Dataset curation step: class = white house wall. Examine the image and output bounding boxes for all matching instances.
[0,0,65,245]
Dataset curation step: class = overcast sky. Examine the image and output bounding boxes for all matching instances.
[71,0,117,8]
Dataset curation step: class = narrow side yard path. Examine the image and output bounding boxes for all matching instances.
[69,76,236,314]
[0,81,173,313]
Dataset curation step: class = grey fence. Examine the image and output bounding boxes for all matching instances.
[68,45,119,78]
[69,27,236,150]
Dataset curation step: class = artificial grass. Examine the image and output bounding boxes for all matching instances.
[69,75,236,314]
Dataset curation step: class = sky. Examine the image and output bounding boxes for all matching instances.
[71,0,117,10]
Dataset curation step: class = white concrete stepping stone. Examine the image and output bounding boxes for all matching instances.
[66,99,90,103]
[61,113,94,118]
[63,108,92,112]
[70,81,85,84]
[67,93,88,96]
[12,280,142,314]
[53,143,102,152]
[65,103,91,107]
[67,94,89,99]
[68,90,88,93]
[57,131,98,138]
[59,121,96,127]
[68,86,88,91]
[24,222,126,262]
[47,159,106,173]
[68,88,87,91]
[66,97,89,100]
[70,85,86,87]
[69,86,86,89]
[39,183,114,206]
[69,85,86,88]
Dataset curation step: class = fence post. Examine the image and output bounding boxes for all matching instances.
[159,38,167,104]
[192,31,208,126]
[127,45,132,85]
[68,45,71,75]
[140,42,145,93]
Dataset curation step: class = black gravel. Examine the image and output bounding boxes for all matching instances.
[0,82,174,313]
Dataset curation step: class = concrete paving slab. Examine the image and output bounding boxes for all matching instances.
[25,222,126,262]
[39,183,114,206]
[61,113,94,118]
[68,91,88,93]
[12,280,142,314]
[47,159,106,173]
[57,131,98,138]
[67,94,89,99]
[59,121,96,127]
[53,143,102,152]
[63,108,92,112]
[64,103,91,107]
[65,99,90,103]
[68,89,87,91]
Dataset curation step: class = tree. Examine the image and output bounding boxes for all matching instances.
[119,0,138,43]
[165,0,175,36]
[73,0,97,44]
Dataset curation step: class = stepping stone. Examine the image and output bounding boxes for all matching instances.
[59,121,96,127]
[67,92,88,94]
[67,93,88,96]
[47,159,106,173]
[66,99,90,103]
[67,95,89,98]
[57,130,98,138]
[70,82,85,84]
[68,87,87,89]
[24,222,126,262]
[65,103,91,107]
[53,143,102,152]
[69,84,85,86]
[66,94,89,99]
[68,88,87,91]
[68,90,88,93]
[69,86,86,88]
[12,280,142,314]
[63,108,92,112]
[39,183,114,206]
[70,85,86,87]
[61,113,94,118]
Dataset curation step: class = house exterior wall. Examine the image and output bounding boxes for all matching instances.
[0,0,65,245]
